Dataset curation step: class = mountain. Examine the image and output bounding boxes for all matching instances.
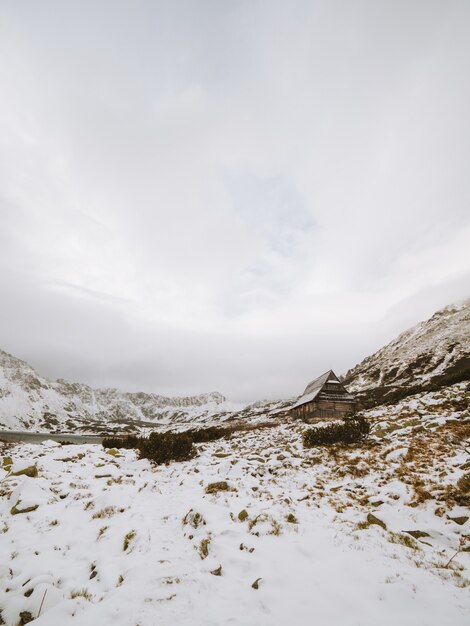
[0,350,242,433]
[343,299,470,407]
[0,349,291,434]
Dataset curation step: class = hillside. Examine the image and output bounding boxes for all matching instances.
[343,299,470,407]
[1,381,469,625]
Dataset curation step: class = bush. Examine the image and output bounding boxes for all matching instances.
[454,472,470,506]
[102,435,140,449]
[102,432,194,465]
[184,426,228,443]
[302,416,370,447]
[137,431,194,464]
[102,421,277,465]
[103,426,228,453]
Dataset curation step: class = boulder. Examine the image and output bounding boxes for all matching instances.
[205,481,231,494]
[367,513,387,530]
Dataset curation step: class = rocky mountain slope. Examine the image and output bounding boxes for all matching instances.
[0,350,256,433]
[343,299,470,407]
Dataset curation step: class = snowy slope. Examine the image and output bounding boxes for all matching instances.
[343,299,470,406]
[0,382,469,626]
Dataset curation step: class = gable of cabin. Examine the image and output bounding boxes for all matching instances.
[290,369,356,421]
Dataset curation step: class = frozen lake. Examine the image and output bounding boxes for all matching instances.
[0,430,103,444]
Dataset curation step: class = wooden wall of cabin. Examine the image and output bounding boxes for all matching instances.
[291,399,356,420]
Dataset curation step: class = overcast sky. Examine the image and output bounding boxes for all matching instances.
[0,0,469,401]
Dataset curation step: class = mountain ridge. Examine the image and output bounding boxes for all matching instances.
[343,298,470,407]
[0,348,240,433]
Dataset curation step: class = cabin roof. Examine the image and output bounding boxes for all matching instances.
[291,369,354,409]
[303,369,338,395]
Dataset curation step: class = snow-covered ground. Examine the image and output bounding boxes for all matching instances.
[1,383,469,625]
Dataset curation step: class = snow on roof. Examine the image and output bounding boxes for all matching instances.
[291,388,322,409]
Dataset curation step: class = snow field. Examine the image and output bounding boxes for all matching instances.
[1,390,469,626]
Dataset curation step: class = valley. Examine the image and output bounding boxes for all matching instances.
[0,299,469,625]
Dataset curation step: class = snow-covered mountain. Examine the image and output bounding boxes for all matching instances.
[0,350,247,433]
[0,350,291,434]
[343,299,470,407]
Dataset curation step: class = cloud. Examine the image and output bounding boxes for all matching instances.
[0,0,469,400]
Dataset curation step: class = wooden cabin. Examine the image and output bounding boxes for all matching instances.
[290,370,356,421]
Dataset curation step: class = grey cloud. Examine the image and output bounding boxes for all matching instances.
[0,0,469,401]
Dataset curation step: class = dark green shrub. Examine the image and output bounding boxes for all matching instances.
[184,426,228,443]
[102,435,140,449]
[104,426,229,453]
[302,417,370,447]
[102,432,194,465]
[137,431,194,464]
[102,420,280,465]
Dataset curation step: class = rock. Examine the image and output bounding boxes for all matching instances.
[367,513,387,530]
[385,447,408,462]
[42,439,61,448]
[198,538,210,559]
[285,513,298,524]
[404,530,431,539]
[11,503,39,515]
[123,530,136,551]
[448,516,469,526]
[251,577,262,590]
[210,565,222,576]
[19,612,34,625]
[9,480,51,515]
[239,543,255,553]
[205,481,230,494]
[12,465,38,478]
[238,509,248,522]
[182,509,206,529]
